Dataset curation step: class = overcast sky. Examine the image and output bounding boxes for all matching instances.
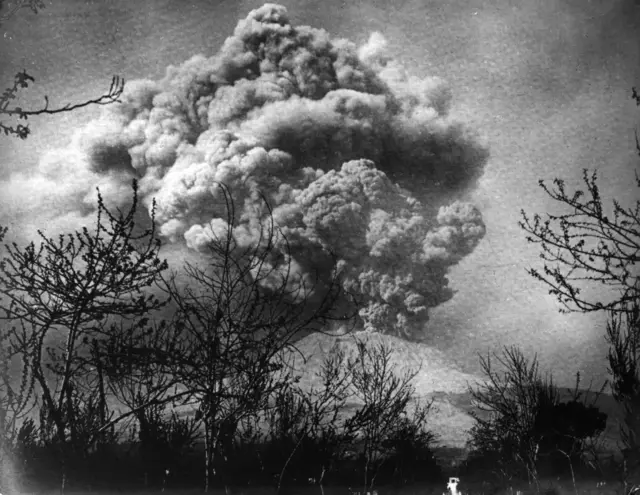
[1,0,639,389]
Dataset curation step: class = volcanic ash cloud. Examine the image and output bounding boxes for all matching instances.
[15,3,491,339]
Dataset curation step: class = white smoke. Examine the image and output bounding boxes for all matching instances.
[0,4,490,340]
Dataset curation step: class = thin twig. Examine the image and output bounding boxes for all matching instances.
[0,0,45,24]
[17,76,125,117]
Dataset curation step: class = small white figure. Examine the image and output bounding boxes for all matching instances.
[447,477,460,495]
[348,488,378,495]
[161,468,170,492]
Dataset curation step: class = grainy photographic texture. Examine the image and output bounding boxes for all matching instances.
[0,1,638,494]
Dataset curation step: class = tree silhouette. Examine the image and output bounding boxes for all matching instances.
[520,85,640,489]
[466,346,606,485]
[149,183,355,492]
[519,88,639,314]
[0,181,168,489]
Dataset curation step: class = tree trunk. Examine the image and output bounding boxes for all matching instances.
[204,415,213,492]
[56,424,70,495]
[94,340,108,453]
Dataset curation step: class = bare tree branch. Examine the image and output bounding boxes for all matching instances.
[520,88,640,314]
[0,0,45,25]
[1,70,125,140]
[0,180,168,470]
[148,182,356,491]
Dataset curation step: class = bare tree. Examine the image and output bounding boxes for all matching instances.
[97,318,184,428]
[0,228,37,490]
[156,183,354,492]
[96,317,196,486]
[467,346,606,486]
[519,88,639,315]
[467,346,559,486]
[292,341,355,486]
[607,300,640,450]
[0,322,36,457]
[606,297,640,491]
[520,86,640,485]
[519,167,639,315]
[0,180,168,489]
[260,341,354,491]
[253,336,436,492]
[343,337,434,493]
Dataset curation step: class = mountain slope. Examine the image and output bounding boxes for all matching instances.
[285,332,626,452]
[285,331,483,447]
[288,331,482,395]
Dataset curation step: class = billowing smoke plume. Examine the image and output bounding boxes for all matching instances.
[3,4,489,339]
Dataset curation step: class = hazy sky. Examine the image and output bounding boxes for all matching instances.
[1,0,639,389]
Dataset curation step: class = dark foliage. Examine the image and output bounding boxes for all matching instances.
[533,399,607,477]
[465,346,607,485]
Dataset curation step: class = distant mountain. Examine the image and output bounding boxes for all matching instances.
[285,332,627,453]
[285,331,484,448]
[288,331,483,394]
[173,331,626,455]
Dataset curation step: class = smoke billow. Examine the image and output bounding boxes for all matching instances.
[3,4,490,339]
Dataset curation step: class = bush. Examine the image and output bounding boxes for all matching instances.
[466,346,607,485]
